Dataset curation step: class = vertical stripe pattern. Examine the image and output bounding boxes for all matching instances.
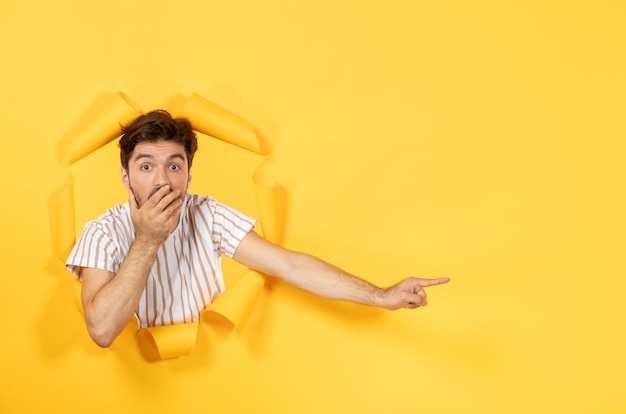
[66,193,256,329]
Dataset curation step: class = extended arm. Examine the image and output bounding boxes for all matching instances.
[80,186,182,347]
[233,231,449,310]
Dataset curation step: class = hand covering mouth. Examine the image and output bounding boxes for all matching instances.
[148,185,170,200]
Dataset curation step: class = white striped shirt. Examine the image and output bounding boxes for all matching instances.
[66,193,256,329]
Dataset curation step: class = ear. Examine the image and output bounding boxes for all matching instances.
[187,168,192,188]
[121,167,130,189]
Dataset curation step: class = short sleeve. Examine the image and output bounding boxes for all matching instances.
[65,222,120,280]
[209,201,256,259]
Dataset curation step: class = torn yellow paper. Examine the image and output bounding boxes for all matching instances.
[137,323,199,361]
[59,91,286,360]
[177,93,268,155]
[73,279,84,317]
[203,269,266,329]
[253,162,285,245]
[52,176,76,262]
[67,91,141,165]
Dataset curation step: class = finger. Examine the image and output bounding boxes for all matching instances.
[417,277,450,287]
[406,290,427,307]
[146,186,180,211]
[408,298,428,308]
[417,290,428,306]
[166,196,183,218]
[158,188,182,210]
[147,185,172,206]
[406,297,426,308]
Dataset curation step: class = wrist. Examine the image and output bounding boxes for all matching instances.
[132,235,163,253]
[372,286,388,308]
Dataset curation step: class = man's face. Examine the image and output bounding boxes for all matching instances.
[121,140,192,207]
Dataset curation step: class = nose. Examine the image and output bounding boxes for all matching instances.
[154,166,171,187]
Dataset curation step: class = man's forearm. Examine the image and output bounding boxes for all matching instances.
[84,239,159,346]
[279,252,385,307]
[233,230,446,311]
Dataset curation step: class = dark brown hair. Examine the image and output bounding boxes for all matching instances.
[119,110,198,170]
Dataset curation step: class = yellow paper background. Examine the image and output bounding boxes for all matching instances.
[62,92,278,360]
[1,1,625,413]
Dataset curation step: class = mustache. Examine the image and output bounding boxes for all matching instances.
[147,186,184,201]
[148,186,166,200]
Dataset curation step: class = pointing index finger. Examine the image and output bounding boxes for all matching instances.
[418,277,451,287]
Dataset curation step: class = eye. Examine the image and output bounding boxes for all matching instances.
[140,164,151,171]
[169,164,181,171]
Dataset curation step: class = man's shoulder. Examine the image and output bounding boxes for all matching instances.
[185,192,216,205]
[183,193,251,223]
[184,192,219,213]
[100,202,130,219]
[85,202,130,230]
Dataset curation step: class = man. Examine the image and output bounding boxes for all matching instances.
[66,110,449,348]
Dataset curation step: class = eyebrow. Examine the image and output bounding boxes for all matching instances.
[133,153,186,163]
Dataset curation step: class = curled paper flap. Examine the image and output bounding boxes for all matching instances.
[130,233,277,360]
[204,269,266,329]
[53,177,76,262]
[68,91,141,164]
[118,268,264,361]
[253,165,285,245]
[137,323,199,361]
[57,91,287,360]
[178,93,268,155]
[73,279,84,316]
